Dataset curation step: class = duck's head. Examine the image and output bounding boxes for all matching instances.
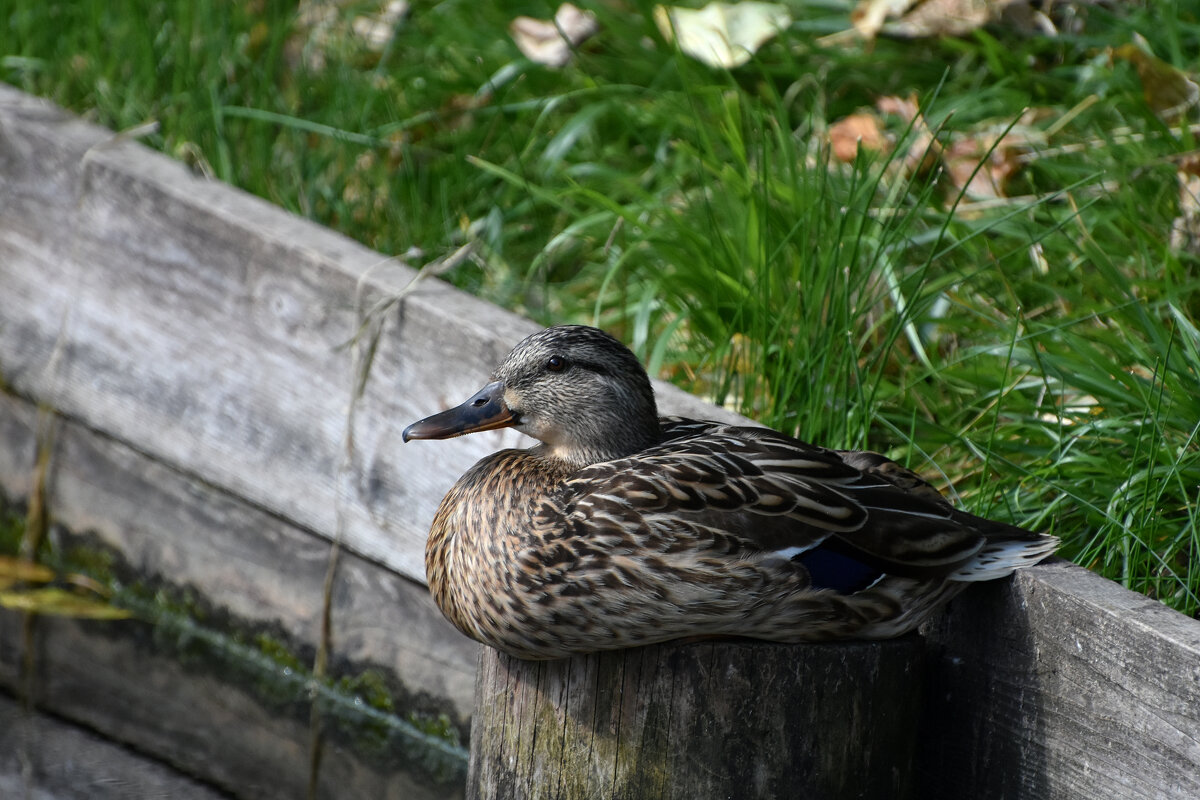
[403,325,661,466]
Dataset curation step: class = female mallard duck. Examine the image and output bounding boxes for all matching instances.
[404,325,1057,660]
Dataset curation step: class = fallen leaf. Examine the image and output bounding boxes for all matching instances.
[1037,391,1100,425]
[944,112,1050,201]
[291,0,410,70]
[510,3,600,68]
[943,132,1024,200]
[875,97,1047,202]
[352,0,410,52]
[829,113,890,162]
[876,94,921,123]
[877,94,941,176]
[853,0,1027,40]
[1112,37,1200,122]
[1170,153,1200,255]
[0,556,55,584]
[0,587,132,620]
[851,0,917,40]
[654,2,791,69]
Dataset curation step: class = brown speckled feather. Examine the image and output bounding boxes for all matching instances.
[423,418,1052,659]
[408,325,1059,660]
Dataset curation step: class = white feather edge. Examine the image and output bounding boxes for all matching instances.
[949,536,1061,582]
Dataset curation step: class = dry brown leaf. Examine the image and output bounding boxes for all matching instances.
[1112,39,1200,122]
[852,0,918,39]
[291,0,410,70]
[876,94,942,176]
[943,132,1025,200]
[875,94,920,122]
[853,0,1027,40]
[943,112,1049,201]
[351,0,410,51]
[829,113,890,162]
[1170,153,1200,255]
[874,97,1049,202]
[510,3,600,68]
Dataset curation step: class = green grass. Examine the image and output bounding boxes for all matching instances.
[3,0,1198,616]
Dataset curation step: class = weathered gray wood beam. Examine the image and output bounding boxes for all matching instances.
[0,690,231,800]
[470,638,924,800]
[0,83,737,587]
[920,560,1200,800]
[0,612,467,800]
[0,391,477,722]
[0,82,523,584]
[0,390,475,799]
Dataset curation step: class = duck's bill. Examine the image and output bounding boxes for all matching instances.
[402,381,518,441]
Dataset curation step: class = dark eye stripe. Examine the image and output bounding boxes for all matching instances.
[572,359,612,376]
[544,356,615,377]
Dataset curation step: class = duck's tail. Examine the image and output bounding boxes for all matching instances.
[949,528,1060,582]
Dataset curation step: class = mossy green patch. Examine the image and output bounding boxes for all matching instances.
[256,631,305,674]
[0,501,24,556]
[336,668,396,714]
[408,711,460,747]
[0,517,468,784]
[56,539,121,584]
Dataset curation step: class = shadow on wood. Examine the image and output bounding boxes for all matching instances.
[469,638,923,800]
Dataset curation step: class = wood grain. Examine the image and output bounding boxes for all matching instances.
[919,561,1200,800]
[3,84,1200,800]
[0,391,477,722]
[469,638,924,800]
[0,613,466,800]
[0,84,746,587]
[0,690,229,800]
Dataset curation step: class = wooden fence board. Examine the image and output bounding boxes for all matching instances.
[0,83,742,587]
[0,614,465,800]
[921,560,1200,800]
[0,85,511,584]
[3,84,1199,800]
[0,391,477,723]
[0,690,230,800]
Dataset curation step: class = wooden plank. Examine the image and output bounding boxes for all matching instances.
[0,78,518,584]
[0,391,477,722]
[0,84,743,587]
[0,690,231,800]
[3,84,1199,800]
[469,638,924,800]
[0,613,466,800]
[920,560,1200,800]
[0,391,474,796]
[0,83,741,800]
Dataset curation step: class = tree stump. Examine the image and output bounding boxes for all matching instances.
[468,637,923,800]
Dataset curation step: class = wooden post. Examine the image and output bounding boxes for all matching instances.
[468,638,923,800]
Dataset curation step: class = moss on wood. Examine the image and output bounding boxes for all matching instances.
[0,493,469,787]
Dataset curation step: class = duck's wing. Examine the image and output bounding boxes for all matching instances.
[544,421,1016,580]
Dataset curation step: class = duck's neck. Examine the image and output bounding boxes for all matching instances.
[533,420,661,469]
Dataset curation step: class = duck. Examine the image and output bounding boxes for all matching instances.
[403,324,1058,660]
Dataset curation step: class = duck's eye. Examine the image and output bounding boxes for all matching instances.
[546,355,567,372]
